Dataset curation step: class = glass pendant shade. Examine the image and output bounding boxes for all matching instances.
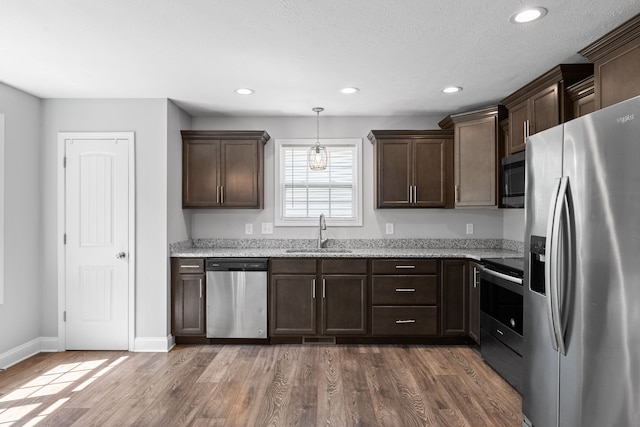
[309,142,329,170]
[308,107,329,170]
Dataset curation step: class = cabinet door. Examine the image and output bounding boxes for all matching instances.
[530,84,559,134]
[377,139,412,207]
[454,117,497,207]
[182,140,220,207]
[413,138,453,208]
[220,139,262,208]
[321,275,367,335]
[270,274,316,335]
[171,272,206,336]
[468,262,481,344]
[508,99,529,154]
[441,260,467,336]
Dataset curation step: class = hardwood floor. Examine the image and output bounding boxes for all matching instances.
[0,345,522,426]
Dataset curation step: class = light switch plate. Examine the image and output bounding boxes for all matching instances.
[385,223,394,235]
[466,223,474,234]
[261,223,273,234]
[245,224,253,235]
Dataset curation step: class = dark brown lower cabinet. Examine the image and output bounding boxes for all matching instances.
[371,259,440,336]
[270,274,316,335]
[468,261,481,344]
[269,258,368,337]
[171,258,206,338]
[441,259,468,336]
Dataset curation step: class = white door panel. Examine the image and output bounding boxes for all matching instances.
[65,135,130,350]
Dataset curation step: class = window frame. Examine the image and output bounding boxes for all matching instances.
[274,138,362,227]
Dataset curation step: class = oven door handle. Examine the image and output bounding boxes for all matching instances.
[479,265,523,285]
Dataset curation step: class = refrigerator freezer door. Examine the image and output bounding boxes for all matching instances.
[559,96,640,427]
[522,124,564,427]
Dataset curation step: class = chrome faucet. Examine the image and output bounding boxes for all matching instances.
[318,213,328,248]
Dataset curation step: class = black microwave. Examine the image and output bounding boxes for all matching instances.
[502,151,525,208]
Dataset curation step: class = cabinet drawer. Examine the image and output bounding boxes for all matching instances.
[176,258,204,274]
[321,258,367,274]
[270,258,317,274]
[372,306,438,336]
[372,276,438,305]
[372,259,437,275]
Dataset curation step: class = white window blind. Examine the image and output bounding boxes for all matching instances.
[275,139,362,226]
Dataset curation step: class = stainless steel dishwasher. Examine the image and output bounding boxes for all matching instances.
[205,258,268,339]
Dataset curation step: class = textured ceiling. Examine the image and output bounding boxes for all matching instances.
[1,0,640,117]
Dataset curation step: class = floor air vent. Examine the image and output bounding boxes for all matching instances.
[302,336,336,344]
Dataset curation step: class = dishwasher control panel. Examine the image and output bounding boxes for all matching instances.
[205,258,268,271]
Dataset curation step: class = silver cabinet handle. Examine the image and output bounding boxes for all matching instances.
[199,279,203,299]
[395,319,416,324]
[216,185,220,204]
[312,279,316,299]
[180,265,200,268]
[496,329,504,336]
[413,186,417,204]
[322,279,326,299]
[395,265,415,269]
[220,186,224,204]
[395,288,415,292]
[408,186,412,204]
[116,252,126,259]
[473,267,480,288]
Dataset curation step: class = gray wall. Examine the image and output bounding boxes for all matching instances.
[40,99,171,345]
[503,208,525,242]
[0,82,42,357]
[191,115,507,240]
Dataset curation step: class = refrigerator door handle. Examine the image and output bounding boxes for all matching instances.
[545,178,562,351]
[547,176,569,354]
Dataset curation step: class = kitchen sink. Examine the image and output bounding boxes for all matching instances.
[285,248,352,253]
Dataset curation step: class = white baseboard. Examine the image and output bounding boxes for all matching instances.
[0,337,58,370]
[133,335,175,352]
[0,335,175,369]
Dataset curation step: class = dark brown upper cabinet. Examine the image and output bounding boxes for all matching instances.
[368,130,454,209]
[501,64,593,154]
[439,105,506,208]
[580,13,640,110]
[181,130,270,209]
[567,76,596,119]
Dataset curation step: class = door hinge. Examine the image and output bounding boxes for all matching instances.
[63,311,66,322]
[63,234,67,244]
[63,157,66,168]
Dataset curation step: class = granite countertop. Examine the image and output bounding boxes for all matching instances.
[170,239,523,261]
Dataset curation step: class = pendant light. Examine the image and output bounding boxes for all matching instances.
[308,107,329,170]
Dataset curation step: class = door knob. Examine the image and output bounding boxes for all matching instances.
[116,252,126,259]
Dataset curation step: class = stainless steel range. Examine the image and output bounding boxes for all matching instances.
[479,257,524,393]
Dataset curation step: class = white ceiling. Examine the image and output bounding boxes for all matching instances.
[2,1,640,117]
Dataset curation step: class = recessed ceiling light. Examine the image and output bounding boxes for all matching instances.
[235,88,254,95]
[442,86,462,94]
[340,87,359,94]
[510,7,547,23]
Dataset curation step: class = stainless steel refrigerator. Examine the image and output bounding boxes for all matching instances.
[523,95,640,427]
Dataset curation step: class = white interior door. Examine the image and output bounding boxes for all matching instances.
[64,133,132,350]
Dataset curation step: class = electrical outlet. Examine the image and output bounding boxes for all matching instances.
[245,224,253,235]
[466,223,474,235]
[261,222,273,234]
[385,223,394,235]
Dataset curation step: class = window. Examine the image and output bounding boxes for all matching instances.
[275,138,362,226]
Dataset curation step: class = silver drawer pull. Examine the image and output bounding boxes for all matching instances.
[395,319,416,324]
[496,329,504,336]
[395,288,416,292]
[180,265,201,268]
[395,265,416,269]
